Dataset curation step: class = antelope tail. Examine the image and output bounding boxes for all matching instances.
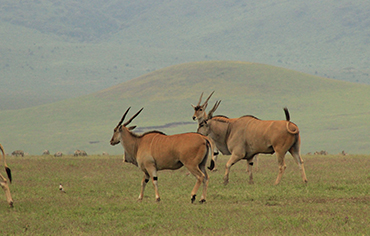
[284,108,299,135]
[0,144,12,183]
[208,159,215,171]
[205,139,216,171]
[283,107,291,121]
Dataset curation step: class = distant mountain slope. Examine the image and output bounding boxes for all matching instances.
[1,1,370,109]
[0,61,369,155]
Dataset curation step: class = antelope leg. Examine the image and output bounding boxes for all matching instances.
[223,152,243,185]
[138,173,150,201]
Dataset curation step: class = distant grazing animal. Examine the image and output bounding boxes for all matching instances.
[198,107,307,185]
[110,107,211,203]
[0,144,13,207]
[314,150,328,155]
[42,150,50,155]
[54,152,63,157]
[11,150,24,157]
[320,150,328,155]
[73,150,87,156]
[191,91,258,172]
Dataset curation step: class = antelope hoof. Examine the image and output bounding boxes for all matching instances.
[199,199,206,204]
[156,197,161,202]
[211,168,218,172]
[9,202,13,208]
[191,195,196,203]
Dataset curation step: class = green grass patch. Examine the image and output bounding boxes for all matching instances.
[0,154,369,235]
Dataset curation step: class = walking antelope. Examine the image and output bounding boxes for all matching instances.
[198,107,308,185]
[0,144,13,207]
[110,107,211,203]
[191,91,258,172]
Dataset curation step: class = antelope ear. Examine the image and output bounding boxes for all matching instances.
[128,125,137,130]
[191,104,196,108]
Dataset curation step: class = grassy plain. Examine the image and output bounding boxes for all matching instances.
[0,154,369,235]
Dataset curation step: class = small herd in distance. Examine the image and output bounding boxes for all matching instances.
[0,91,308,207]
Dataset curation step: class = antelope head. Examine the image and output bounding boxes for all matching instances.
[197,120,210,136]
[191,91,214,121]
[110,107,143,145]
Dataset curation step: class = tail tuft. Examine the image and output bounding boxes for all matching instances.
[208,160,215,170]
[6,167,12,183]
[283,107,290,121]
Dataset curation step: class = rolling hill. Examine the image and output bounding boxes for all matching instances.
[0,61,369,155]
[1,1,370,110]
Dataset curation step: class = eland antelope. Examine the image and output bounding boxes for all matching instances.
[191,92,258,172]
[191,91,220,170]
[0,144,13,207]
[110,107,211,203]
[198,107,307,185]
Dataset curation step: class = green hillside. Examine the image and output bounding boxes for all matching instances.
[1,1,370,109]
[0,61,369,155]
